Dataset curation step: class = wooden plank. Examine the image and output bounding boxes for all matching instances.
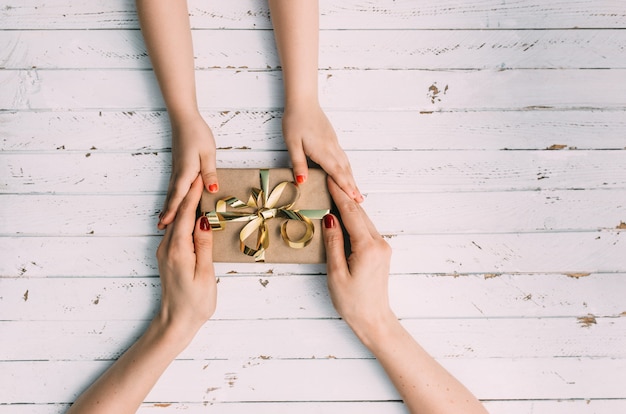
[1,232,624,277]
[1,357,624,403]
[1,274,624,320]
[2,189,625,236]
[3,29,626,70]
[1,399,625,414]
[3,69,626,111]
[2,400,626,414]
[2,317,625,361]
[2,151,626,194]
[484,400,626,414]
[4,109,626,152]
[2,0,625,29]
[2,110,625,152]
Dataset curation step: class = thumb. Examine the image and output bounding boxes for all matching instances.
[194,216,214,278]
[200,151,219,193]
[285,139,309,185]
[322,214,349,278]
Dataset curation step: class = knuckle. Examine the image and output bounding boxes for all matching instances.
[325,158,342,173]
[194,235,213,250]
[325,232,343,249]
[377,239,393,258]
[156,243,165,261]
[341,199,360,214]
[202,169,217,178]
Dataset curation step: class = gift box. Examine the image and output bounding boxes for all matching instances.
[200,168,331,263]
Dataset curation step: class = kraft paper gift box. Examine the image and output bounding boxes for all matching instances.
[200,168,331,263]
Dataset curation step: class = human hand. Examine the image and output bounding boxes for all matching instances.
[322,178,488,414]
[322,176,394,340]
[159,114,218,229]
[156,175,217,341]
[282,103,363,203]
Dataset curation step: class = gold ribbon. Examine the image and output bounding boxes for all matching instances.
[205,169,329,262]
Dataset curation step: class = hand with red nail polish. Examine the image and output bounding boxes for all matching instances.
[322,177,392,335]
[269,0,363,203]
[156,175,216,333]
[135,1,219,230]
[281,102,363,202]
[322,177,487,414]
[158,114,219,230]
[68,176,217,414]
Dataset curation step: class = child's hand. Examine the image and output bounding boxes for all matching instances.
[282,103,363,202]
[159,114,218,229]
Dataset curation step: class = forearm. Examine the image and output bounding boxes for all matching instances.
[269,0,320,107]
[354,315,488,414]
[67,318,194,414]
[136,0,200,123]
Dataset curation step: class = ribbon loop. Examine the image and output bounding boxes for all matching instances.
[205,169,329,262]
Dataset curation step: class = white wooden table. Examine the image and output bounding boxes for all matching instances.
[1,1,625,412]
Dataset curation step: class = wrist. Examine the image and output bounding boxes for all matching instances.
[284,93,320,111]
[346,309,400,351]
[148,313,202,355]
[168,107,203,129]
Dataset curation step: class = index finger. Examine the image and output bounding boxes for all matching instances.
[327,176,372,245]
[167,175,204,240]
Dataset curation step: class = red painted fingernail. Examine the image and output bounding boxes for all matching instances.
[324,214,335,229]
[200,216,211,231]
[296,175,305,184]
[209,183,218,192]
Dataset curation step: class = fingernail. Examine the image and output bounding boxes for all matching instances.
[296,175,305,184]
[324,214,335,229]
[209,183,218,193]
[200,216,211,231]
[158,211,164,220]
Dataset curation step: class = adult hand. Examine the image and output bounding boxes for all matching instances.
[322,177,488,414]
[156,174,217,339]
[159,114,219,229]
[282,103,363,203]
[321,176,393,339]
[67,175,217,414]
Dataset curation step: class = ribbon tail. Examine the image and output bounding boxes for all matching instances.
[239,217,270,262]
[206,211,226,230]
[294,209,330,220]
[260,169,270,207]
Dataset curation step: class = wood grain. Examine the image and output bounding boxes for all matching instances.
[2,150,625,194]
[2,317,624,360]
[2,110,625,151]
[3,29,625,70]
[2,190,625,236]
[3,69,626,111]
[2,0,625,29]
[1,400,624,414]
[2,358,625,403]
[1,274,624,320]
[1,400,625,414]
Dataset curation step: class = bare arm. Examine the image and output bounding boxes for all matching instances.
[136,0,218,229]
[67,177,216,413]
[268,0,362,202]
[322,178,488,414]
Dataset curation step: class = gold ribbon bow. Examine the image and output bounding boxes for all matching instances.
[205,169,329,262]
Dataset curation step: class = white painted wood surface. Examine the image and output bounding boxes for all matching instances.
[1,0,625,413]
